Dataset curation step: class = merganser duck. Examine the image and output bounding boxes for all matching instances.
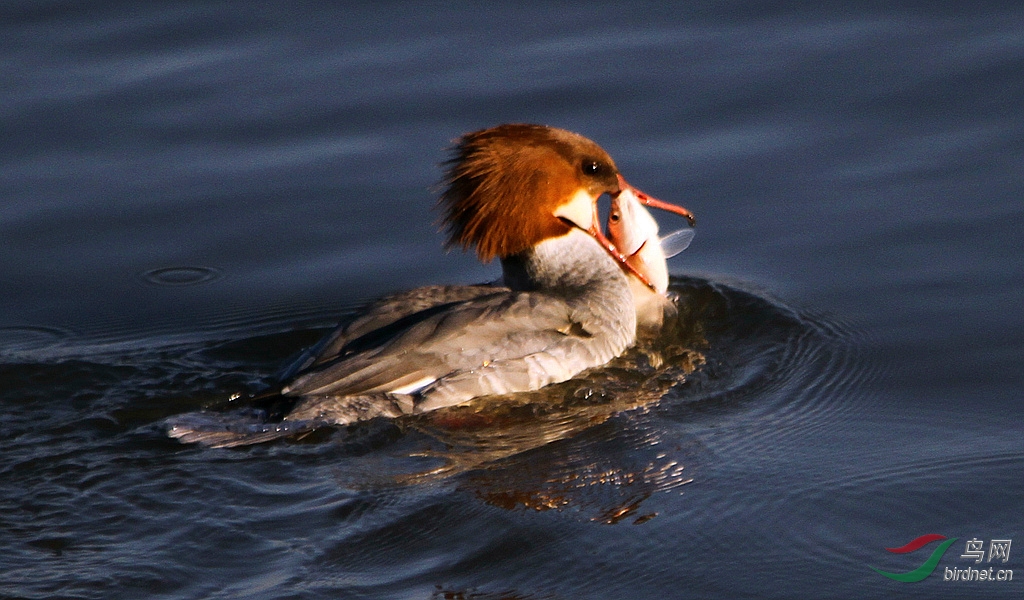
[167,124,695,447]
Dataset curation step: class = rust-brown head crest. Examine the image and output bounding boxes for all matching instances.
[437,123,621,262]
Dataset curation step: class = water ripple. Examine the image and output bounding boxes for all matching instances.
[140,265,222,287]
[0,325,72,353]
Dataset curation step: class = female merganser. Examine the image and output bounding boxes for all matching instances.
[167,124,695,447]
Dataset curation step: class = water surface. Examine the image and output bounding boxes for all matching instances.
[2,2,1022,598]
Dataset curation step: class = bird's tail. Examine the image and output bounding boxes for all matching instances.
[164,391,413,448]
[164,410,324,448]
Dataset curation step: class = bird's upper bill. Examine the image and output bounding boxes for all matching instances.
[438,124,695,288]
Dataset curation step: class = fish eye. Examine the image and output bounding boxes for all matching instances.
[581,160,602,176]
[609,212,621,222]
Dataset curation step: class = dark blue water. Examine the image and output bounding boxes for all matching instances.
[2,2,1022,598]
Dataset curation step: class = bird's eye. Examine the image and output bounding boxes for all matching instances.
[582,160,601,176]
[609,212,621,222]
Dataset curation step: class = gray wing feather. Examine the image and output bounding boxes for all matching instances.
[281,285,500,380]
[282,291,579,398]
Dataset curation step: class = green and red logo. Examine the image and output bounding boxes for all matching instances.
[872,534,1013,583]
[871,534,958,582]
